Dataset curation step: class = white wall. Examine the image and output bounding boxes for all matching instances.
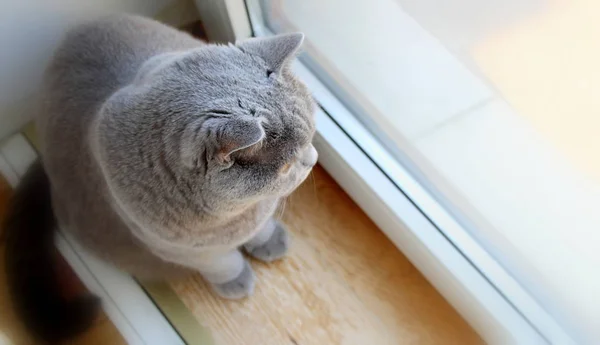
[0,0,195,139]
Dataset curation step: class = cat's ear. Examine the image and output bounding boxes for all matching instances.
[182,116,265,168]
[215,117,265,163]
[237,33,304,73]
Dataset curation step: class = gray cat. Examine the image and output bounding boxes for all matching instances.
[4,14,316,342]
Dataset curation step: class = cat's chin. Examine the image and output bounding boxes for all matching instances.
[282,169,313,197]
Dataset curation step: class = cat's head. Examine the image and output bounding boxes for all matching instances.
[96,33,317,224]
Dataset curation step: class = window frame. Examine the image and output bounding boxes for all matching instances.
[199,0,578,343]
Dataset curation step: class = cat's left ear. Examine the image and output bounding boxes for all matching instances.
[237,33,304,74]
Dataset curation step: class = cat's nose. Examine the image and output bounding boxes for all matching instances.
[300,144,318,167]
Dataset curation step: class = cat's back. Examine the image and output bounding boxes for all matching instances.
[39,14,203,174]
[39,14,203,153]
[36,15,203,262]
[42,15,202,115]
[39,13,204,183]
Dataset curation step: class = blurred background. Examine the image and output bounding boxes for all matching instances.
[259,0,600,340]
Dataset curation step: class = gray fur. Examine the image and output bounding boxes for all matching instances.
[37,15,317,299]
[213,260,255,299]
[244,219,290,262]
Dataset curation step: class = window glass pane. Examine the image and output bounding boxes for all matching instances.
[260,0,599,339]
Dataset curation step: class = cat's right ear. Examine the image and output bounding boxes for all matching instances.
[181,117,265,168]
[214,117,265,164]
[237,33,304,74]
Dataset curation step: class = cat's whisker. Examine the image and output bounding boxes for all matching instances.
[277,197,288,219]
[309,170,317,202]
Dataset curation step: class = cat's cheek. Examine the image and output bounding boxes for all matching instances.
[297,167,312,185]
[282,167,311,196]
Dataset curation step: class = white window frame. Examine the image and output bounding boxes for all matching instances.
[198,0,578,343]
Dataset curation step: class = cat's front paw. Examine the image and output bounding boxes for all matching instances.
[211,261,255,299]
[244,222,289,262]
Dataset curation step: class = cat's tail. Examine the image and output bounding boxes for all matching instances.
[3,160,100,343]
